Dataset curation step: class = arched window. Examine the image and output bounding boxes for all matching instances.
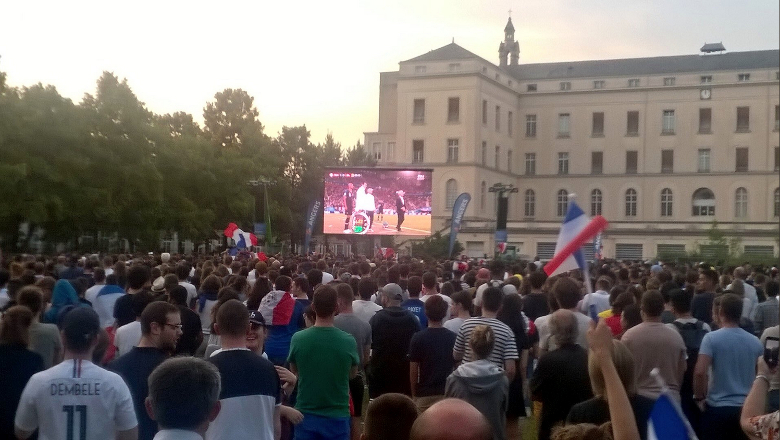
[625,189,637,217]
[735,187,748,218]
[557,190,568,217]
[524,189,535,217]
[480,181,486,210]
[692,188,715,216]
[590,189,602,216]
[445,179,458,209]
[775,188,779,217]
[660,188,673,217]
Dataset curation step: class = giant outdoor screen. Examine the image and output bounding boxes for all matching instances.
[323,168,433,236]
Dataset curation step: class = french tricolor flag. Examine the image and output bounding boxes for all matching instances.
[544,199,608,277]
[223,223,258,249]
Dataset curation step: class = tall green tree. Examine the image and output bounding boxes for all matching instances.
[343,140,376,167]
[203,88,261,150]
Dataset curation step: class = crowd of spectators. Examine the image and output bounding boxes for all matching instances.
[0,251,778,440]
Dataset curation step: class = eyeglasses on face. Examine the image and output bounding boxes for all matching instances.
[163,323,183,331]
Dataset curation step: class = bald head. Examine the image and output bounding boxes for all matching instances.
[410,398,492,440]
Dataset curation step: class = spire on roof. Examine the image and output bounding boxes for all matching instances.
[504,17,515,34]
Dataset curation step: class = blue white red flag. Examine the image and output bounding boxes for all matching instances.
[544,200,608,277]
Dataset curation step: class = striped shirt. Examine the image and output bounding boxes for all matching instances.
[454,317,518,367]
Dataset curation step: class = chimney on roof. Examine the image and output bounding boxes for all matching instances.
[700,42,726,55]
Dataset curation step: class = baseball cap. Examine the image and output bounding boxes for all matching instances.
[62,307,100,342]
[248,309,266,327]
[476,268,490,280]
[382,283,405,301]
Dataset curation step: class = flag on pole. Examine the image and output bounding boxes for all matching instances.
[647,368,698,439]
[223,223,258,251]
[544,200,608,277]
[647,393,695,440]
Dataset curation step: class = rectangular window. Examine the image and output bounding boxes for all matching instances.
[525,115,537,137]
[386,142,395,161]
[626,151,638,174]
[738,73,750,81]
[507,150,513,172]
[592,112,605,136]
[447,97,460,123]
[701,75,712,84]
[448,63,461,72]
[594,80,605,89]
[560,81,571,91]
[775,105,779,131]
[413,99,425,124]
[372,142,382,160]
[663,77,676,86]
[591,151,603,174]
[662,110,675,134]
[775,147,779,172]
[558,113,571,137]
[495,146,500,169]
[481,141,487,166]
[414,66,426,74]
[627,111,639,136]
[495,106,501,131]
[412,140,424,163]
[628,79,640,87]
[661,149,674,173]
[446,139,459,163]
[525,153,536,175]
[507,112,513,137]
[482,100,487,124]
[699,108,712,133]
[737,106,750,132]
[527,84,537,92]
[698,148,711,172]
[558,152,569,175]
[735,147,749,172]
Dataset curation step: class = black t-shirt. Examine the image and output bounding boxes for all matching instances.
[567,394,656,440]
[408,327,456,396]
[108,347,169,440]
[522,292,550,322]
[530,344,593,440]
[369,307,420,396]
[0,344,44,439]
[175,305,202,356]
[691,292,715,324]
[343,189,354,213]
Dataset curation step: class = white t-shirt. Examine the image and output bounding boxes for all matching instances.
[535,310,591,351]
[474,280,503,307]
[352,300,383,324]
[577,291,611,315]
[92,290,124,329]
[15,359,137,440]
[84,284,104,304]
[321,271,334,284]
[114,321,142,358]
[444,317,465,334]
[179,281,198,305]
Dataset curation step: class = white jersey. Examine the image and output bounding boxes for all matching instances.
[15,359,137,440]
[179,281,198,305]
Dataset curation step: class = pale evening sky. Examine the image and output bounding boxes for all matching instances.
[1,0,777,147]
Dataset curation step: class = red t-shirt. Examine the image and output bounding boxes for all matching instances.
[605,314,622,337]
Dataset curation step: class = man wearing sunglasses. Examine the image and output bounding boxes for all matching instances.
[109,301,183,440]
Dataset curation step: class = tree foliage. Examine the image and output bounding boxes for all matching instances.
[0,67,372,252]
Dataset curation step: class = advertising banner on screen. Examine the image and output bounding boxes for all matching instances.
[322,168,433,236]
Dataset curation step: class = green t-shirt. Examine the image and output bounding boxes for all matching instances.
[288,326,359,418]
